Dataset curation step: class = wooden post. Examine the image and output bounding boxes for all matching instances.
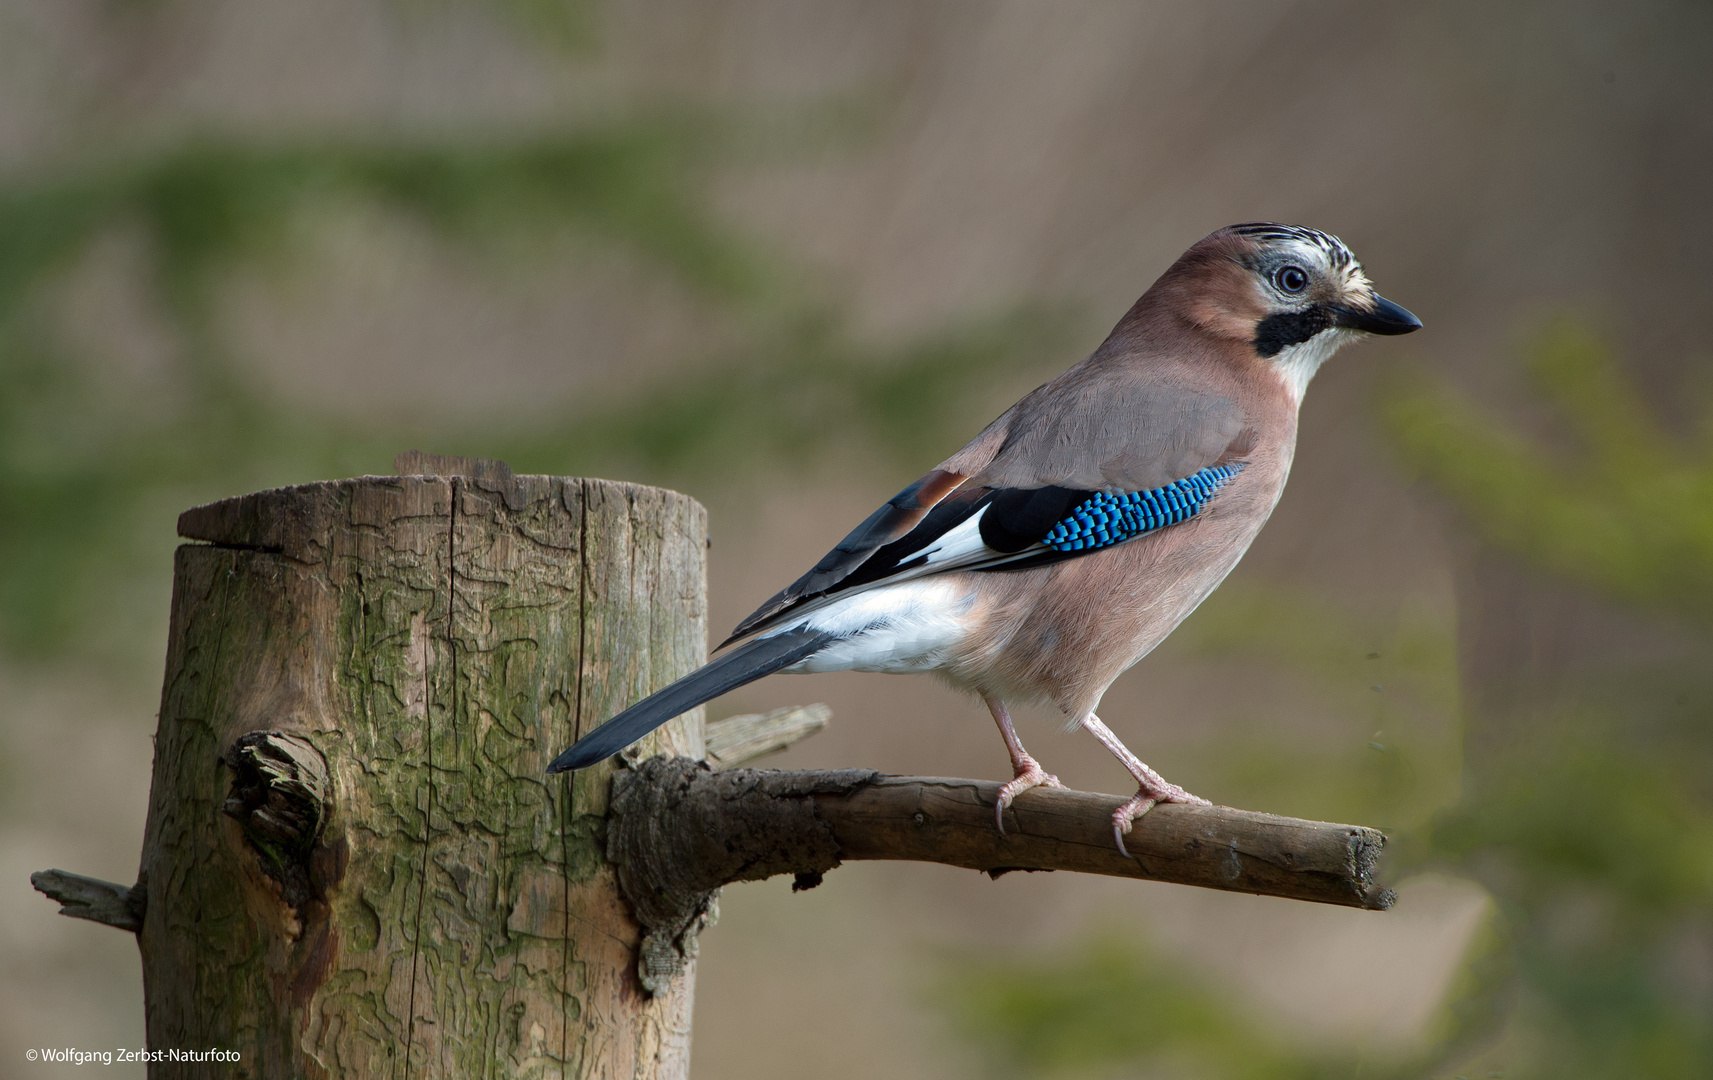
[132,458,708,1079]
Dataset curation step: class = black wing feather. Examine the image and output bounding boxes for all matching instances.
[978,486,1090,552]
[724,468,967,644]
[727,482,1104,641]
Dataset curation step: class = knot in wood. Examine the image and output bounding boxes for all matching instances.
[607,756,882,994]
[223,731,331,910]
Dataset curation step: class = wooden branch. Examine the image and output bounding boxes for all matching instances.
[31,869,146,932]
[704,704,830,769]
[609,757,1393,985]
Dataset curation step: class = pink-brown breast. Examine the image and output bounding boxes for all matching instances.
[941,373,1299,720]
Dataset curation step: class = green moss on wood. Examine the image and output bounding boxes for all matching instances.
[138,474,706,1079]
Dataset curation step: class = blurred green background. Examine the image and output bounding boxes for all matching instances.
[3,2,1709,1078]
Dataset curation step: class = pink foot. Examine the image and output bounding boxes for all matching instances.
[1111,782,1209,858]
[994,758,1065,835]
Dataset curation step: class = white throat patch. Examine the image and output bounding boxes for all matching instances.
[1271,328,1354,406]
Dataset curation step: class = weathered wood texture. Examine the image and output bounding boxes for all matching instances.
[605,759,1392,961]
[30,869,146,932]
[702,704,830,770]
[137,471,707,1079]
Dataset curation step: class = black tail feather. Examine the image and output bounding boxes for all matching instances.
[545,627,835,774]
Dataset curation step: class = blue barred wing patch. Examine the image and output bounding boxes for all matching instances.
[1040,464,1243,553]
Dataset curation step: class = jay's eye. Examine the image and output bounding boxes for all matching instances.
[1275,265,1309,294]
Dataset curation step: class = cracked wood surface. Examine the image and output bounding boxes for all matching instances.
[141,470,706,1079]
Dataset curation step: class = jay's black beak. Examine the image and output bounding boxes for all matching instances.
[1332,294,1421,336]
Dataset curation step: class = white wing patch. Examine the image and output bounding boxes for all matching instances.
[899,510,996,570]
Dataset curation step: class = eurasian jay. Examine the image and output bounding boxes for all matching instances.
[548,222,1421,853]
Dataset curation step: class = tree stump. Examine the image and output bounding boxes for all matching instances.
[138,462,707,1079]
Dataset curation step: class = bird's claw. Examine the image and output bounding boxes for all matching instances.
[1111,785,1210,859]
[994,759,1065,835]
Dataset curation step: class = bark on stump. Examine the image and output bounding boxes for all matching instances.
[139,466,706,1079]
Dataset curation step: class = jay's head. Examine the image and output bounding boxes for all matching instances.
[1151,222,1421,398]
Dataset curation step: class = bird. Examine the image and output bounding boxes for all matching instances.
[547,222,1420,854]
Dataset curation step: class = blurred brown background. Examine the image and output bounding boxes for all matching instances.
[3,2,1710,1077]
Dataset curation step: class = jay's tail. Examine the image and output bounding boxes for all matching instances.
[545,626,836,774]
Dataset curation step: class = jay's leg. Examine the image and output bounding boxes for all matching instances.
[1081,713,1209,857]
[987,696,1064,834]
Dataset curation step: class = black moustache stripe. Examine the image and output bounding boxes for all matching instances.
[1252,307,1332,358]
